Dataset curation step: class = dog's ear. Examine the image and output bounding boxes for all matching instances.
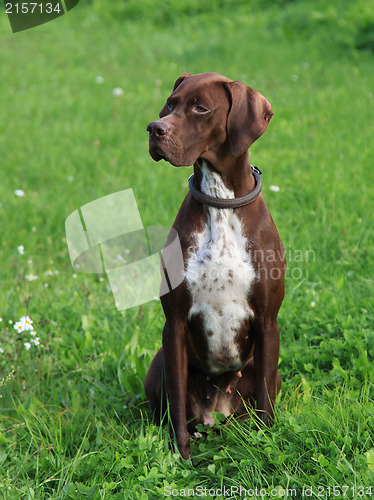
[159,73,192,118]
[171,73,191,92]
[224,81,273,157]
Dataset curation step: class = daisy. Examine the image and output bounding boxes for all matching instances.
[193,432,203,439]
[20,316,34,331]
[14,321,26,333]
[17,245,25,255]
[14,316,32,333]
[113,254,127,264]
[26,273,38,281]
[24,342,32,350]
[270,185,281,192]
[44,269,58,276]
[0,347,4,354]
[14,189,25,197]
[30,337,40,346]
[112,87,124,97]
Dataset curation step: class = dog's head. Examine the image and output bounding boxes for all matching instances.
[147,72,273,167]
[147,73,273,166]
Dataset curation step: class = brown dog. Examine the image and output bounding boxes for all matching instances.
[144,72,285,459]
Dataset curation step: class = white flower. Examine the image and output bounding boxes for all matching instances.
[112,87,124,97]
[113,254,127,264]
[0,347,4,354]
[96,75,104,84]
[14,316,34,333]
[26,274,38,281]
[30,330,36,336]
[270,185,281,192]
[14,189,25,197]
[20,315,34,331]
[0,317,3,322]
[31,337,40,346]
[193,432,203,439]
[17,245,25,255]
[24,342,32,350]
[72,273,77,279]
[310,301,316,308]
[14,321,25,333]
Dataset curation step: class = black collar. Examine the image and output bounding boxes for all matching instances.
[188,165,262,209]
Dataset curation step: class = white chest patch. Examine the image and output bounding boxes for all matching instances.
[185,162,256,374]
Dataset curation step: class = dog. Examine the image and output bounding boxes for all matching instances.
[144,72,285,459]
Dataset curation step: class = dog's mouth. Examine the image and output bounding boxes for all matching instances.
[148,136,197,167]
[148,139,169,162]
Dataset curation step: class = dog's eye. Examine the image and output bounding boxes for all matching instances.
[166,101,174,113]
[194,105,209,114]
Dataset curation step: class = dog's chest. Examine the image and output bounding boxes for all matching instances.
[185,165,256,374]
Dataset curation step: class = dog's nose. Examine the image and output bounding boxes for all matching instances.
[147,121,169,138]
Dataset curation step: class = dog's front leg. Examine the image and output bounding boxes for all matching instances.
[254,318,280,426]
[162,320,190,459]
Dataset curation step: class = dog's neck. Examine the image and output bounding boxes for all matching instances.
[193,153,256,199]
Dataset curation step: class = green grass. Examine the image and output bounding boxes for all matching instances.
[0,0,373,498]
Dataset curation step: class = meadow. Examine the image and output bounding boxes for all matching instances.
[0,0,373,498]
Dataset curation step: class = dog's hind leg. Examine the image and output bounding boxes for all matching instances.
[144,347,167,422]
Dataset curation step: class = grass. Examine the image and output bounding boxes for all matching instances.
[0,0,373,498]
